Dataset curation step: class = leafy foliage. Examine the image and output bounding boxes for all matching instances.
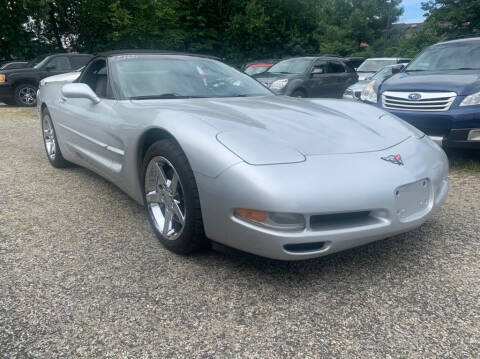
[0,0,477,63]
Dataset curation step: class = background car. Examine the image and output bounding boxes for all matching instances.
[242,59,280,76]
[368,36,480,149]
[253,56,357,98]
[0,53,92,106]
[38,50,448,260]
[343,63,405,101]
[0,61,28,70]
[343,56,365,69]
[356,57,410,80]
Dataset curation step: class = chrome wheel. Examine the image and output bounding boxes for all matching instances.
[18,86,37,106]
[145,156,186,240]
[42,115,56,160]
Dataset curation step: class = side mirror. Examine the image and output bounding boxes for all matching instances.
[61,83,100,104]
[311,68,324,75]
[391,67,402,75]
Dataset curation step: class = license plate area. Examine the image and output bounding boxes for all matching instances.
[395,178,433,222]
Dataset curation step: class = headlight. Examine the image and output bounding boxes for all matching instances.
[270,79,288,90]
[0,74,5,83]
[460,91,480,106]
[360,80,377,103]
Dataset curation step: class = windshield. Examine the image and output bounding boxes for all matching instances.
[245,65,271,75]
[406,41,480,71]
[110,55,273,99]
[370,66,394,81]
[267,58,312,74]
[25,55,50,69]
[357,59,397,72]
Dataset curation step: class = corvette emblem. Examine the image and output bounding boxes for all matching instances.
[381,154,404,166]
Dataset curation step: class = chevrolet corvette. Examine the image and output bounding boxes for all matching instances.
[37,51,449,260]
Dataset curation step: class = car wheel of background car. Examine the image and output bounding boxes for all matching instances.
[143,139,206,254]
[291,89,307,98]
[14,83,38,107]
[41,109,69,168]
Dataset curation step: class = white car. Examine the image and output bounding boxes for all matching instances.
[39,67,83,87]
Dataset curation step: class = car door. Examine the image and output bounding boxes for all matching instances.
[53,58,124,181]
[305,60,332,97]
[327,61,352,98]
[39,55,73,80]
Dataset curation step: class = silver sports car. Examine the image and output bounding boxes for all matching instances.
[37,51,449,260]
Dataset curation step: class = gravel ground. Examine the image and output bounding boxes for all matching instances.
[0,106,479,358]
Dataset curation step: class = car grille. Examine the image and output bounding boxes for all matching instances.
[382,91,457,112]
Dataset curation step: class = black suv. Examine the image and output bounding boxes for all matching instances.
[253,56,357,98]
[0,53,92,106]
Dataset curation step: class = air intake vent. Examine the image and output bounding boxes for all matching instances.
[310,211,376,231]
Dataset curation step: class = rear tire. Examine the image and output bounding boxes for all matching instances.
[41,109,69,168]
[14,83,37,107]
[143,139,206,254]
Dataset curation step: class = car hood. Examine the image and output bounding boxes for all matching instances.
[134,96,413,164]
[347,81,369,92]
[253,72,302,87]
[381,70,480,96]
[0,67,37,76]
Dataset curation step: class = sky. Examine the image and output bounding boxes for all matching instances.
[399,0,426,23]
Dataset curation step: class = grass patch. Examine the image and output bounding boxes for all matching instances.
[445,149,480,172]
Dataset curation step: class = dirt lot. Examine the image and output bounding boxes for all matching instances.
[1,106,479,358]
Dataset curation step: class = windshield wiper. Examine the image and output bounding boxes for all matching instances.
[130,94,206,100]
[405,69,425,72]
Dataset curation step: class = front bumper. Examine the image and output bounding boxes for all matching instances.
[196,137,449,260]
[0,83,14,100]
[379,97,480,149]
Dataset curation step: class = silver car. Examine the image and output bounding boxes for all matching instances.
[37,51,449,260]
[343,64,405,101]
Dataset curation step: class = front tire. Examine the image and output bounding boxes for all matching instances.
[14,83,38,107]
[41,109,69,168]
[143,139,206,254]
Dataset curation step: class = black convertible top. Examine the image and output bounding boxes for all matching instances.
[97,49,221,61]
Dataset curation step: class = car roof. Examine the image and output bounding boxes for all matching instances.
[97,49,221,61]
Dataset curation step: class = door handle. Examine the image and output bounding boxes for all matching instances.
[60,96,67,103]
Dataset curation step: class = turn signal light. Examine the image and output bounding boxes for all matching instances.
[234,208,267,223]
[0,74,5,83]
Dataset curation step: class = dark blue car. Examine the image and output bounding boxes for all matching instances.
[363,37,480,149]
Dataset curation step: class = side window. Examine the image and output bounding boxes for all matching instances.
[70,56,92,70]
[47,56,71,71]
[312,60,327,74]
[80,59,113,99]
[328,62,346,73]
